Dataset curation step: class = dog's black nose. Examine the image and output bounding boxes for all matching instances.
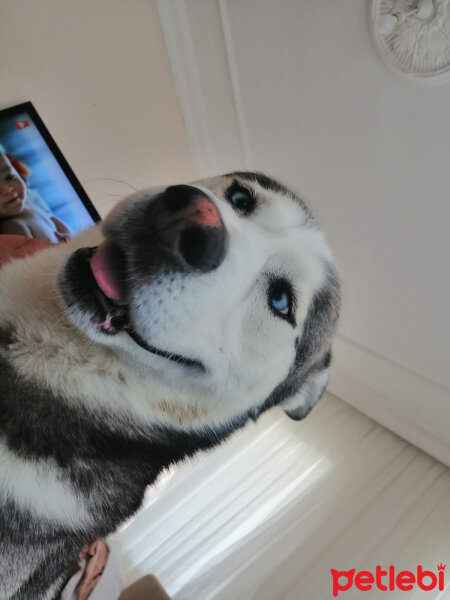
[138,185,227,273]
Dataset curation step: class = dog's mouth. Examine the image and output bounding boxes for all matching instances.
[64,244,204,371]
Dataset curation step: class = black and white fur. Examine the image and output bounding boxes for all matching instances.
[0,173,340,599]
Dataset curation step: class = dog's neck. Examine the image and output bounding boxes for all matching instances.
[0,348,241,467]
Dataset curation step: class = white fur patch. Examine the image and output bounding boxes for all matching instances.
[282,368,330,419]
[0,442,90,528]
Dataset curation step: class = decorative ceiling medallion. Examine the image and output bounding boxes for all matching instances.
[369,0,450,83]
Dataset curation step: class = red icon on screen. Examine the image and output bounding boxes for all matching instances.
[15,120,30,130]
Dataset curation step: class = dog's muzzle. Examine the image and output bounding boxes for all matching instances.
[161,184,227,272]
[114,184,228,280]
[88,185,228,303]
[60,185,227,369]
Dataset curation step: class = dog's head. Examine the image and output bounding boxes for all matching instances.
[60,172,340,426]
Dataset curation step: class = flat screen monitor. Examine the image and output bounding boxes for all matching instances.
[0,101,99,243]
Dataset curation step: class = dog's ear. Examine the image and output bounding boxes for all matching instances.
[281,363,330,421]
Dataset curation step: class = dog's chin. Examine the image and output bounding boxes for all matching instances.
[59,247,205,372]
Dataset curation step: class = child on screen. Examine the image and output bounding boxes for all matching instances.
[0,151,71,242]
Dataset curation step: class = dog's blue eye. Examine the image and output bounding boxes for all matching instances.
[271,290,290,315]
[226,184,255,215]
[269,280,294,321]
[231,190,252,211]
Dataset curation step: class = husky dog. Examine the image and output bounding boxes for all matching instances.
[0,172,340,599]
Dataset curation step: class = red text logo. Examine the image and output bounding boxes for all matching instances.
[330,564,445,597]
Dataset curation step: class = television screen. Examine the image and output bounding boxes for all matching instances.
[0,101,99,243]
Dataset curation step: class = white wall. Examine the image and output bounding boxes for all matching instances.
[0,0,195,217]
[159,0,450,463]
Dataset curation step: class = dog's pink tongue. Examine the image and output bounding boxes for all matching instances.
[90,245,122,302]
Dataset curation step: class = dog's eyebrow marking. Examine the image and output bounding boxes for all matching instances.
[225,171,313,220]
[226,171,289,195]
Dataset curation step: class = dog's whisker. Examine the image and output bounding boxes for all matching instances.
[83,177,139,192]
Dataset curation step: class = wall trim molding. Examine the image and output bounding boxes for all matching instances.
[157,0,219,178]
[217,0,252,169]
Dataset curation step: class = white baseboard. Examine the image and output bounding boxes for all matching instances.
[329,336,450,466]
